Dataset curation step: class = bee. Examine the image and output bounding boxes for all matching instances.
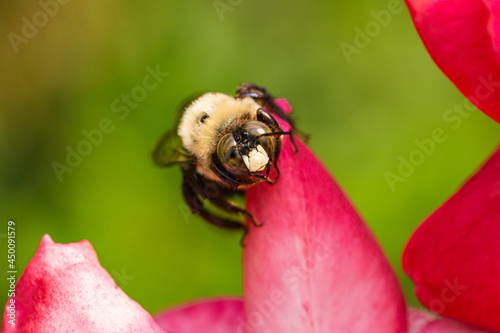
[153,83,303,238]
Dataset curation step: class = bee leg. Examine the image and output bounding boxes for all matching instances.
[236,83,271,102]
[271,160,281,183]
[263,163,278,185]
[237,83,309,142]
[239,228,249,247]
[257,108,299,156]
[236,83,292,124]
[183,165,260,228]
[210,161,240,188]
[288,131,299,154]
[210,196,262,228]
[257,108,284,159]
[239,83,311,144]
[182,180,247,232]
[261,130,299,153]
[183,164,221,200]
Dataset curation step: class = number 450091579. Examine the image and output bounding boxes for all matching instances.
[7,221,15,270]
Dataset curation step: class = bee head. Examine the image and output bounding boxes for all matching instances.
[217,121,275,176]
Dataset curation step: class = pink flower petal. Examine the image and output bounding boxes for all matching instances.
[1,235,166,333]
[405,0,500,123]
[274,98,292,115]
[403,146,500,331]
[408,308,436,333]
[408,308,497,333]
[243,107,406,332]
[154,298,244,333]
[418,318,496,333]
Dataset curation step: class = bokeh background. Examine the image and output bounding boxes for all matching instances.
[1,0,499,320]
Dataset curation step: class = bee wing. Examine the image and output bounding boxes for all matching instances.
[152,129,194,167]
[152,91,209,167]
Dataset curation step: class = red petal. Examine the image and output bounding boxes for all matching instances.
[1,235,166,333]
[244,123,406,332]
[403,146,500,331]
[154,298,244,333]
[406,0,500,123]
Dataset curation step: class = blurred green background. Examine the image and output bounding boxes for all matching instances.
[1,0,499,319]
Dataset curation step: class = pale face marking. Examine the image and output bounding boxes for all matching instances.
[242,144,269,173]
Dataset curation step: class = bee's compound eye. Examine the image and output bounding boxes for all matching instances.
[217,134,248,175]
[241,121,275,158]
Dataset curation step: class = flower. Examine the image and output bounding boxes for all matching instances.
[404,0,500,330]
[1,234,166,333]
[405,0,500,123]
[1,99,408,332]
[407,308,495,333]
[3,100,496,333]
[404,145,500,332]
[242,102,406,332]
